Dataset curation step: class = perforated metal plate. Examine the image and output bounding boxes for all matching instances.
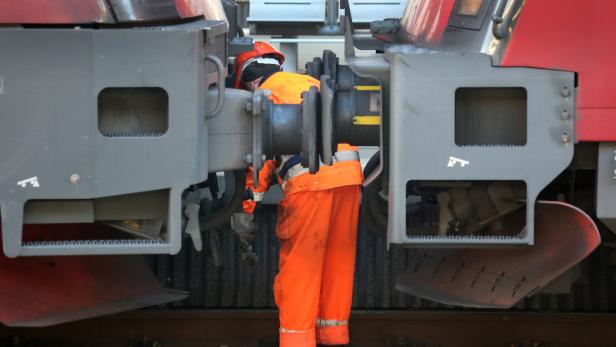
[395,201,600,308]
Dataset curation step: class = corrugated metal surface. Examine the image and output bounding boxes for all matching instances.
[150,206,616,311]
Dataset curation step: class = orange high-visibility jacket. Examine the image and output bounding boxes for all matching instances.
[260,71,320,104]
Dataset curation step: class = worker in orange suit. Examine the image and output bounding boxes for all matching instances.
[235,42,363,347]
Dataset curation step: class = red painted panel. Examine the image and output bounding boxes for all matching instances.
[403,0,457,45]
[502,1,616,141]
[0,0,220,24]
[0,0,104,24]
[176,0,227,21]
[0,224,185,327]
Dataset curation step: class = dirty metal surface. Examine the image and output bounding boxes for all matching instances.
[395,201,601,308]
[2,310,616,347]
[149,205,616,312]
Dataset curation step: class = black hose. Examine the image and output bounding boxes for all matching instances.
[361,151,429,234]
[361,151,389,232]
[200,170,245,231]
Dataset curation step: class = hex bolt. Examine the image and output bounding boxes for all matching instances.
[561,133,570,144]
[561,109,570,121]
[245,154,253,163]
[561,86,570,97]
[69,174,80,184]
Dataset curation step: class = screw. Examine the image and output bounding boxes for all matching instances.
[244,154,253,163]
[245,102,253,112]
[561,86,570,97]
[69,174,80,184]
[561,133,570,144]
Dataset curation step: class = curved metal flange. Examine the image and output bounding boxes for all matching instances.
[301,86,319,174]
[250,89,271,187]
[395,200,601,308]
[320,76,336,166]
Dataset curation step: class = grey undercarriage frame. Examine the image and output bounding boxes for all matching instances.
[0,23,574,257]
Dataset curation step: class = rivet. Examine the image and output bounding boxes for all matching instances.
[69,174,80,184]
[561,110,569,121]
[561,133,570,144]
[561,86,570,97]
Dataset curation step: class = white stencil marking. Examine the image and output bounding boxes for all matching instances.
[447,156,470,168]
[17,176,40,188]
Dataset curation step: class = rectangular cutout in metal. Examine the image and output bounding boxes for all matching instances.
[23,189,169,242]
[405,180,527,241]
[98,87,168,137]
[448,0,491,30]
[455,87,527,146]
[457,0,483,16]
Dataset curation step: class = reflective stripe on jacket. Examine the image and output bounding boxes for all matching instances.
[282,144,363,196]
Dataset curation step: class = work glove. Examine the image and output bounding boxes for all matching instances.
[230,212,259,265]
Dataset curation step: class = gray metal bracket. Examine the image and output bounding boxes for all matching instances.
[1,189,183,257]
[387,52,575,247]
[596,143,616,234]
[0,22,225,257]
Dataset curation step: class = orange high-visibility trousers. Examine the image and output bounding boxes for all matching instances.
[275,160,362,346]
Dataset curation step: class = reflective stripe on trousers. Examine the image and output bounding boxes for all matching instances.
[316,318,348,327]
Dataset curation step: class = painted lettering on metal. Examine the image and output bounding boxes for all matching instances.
[447,156,470,168]
[17,176,40,188]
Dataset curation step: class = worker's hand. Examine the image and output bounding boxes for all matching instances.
[244,187,254,201]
